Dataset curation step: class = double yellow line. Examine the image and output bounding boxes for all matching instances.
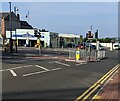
[75,64,119,101]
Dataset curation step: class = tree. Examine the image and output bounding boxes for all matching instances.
[83,38,87,42]
[98,38,112,43]
[104,38,112,43]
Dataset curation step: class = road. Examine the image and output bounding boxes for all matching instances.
[1,48,119,100]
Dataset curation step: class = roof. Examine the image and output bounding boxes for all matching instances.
[0,12,10,18]
[20,21,33,29]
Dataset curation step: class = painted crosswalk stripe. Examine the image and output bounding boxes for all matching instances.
[9,70,17,76]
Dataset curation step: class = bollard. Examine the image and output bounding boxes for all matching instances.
[76,48,80,61]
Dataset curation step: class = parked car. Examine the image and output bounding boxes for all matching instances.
[76,44,85,49]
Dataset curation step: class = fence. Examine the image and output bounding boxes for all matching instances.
[97,50,106,59]
[68,49,106,61]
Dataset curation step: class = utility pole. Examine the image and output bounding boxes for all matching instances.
[9,2,13,53]
[14,6,18,53]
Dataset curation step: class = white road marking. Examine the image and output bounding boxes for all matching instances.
[55,61,70,67]
[49,61,55,63]
[9,70,17,76]
[51,68,61,71]
[5,60,27,62]
[23,68,61,77]
[0,65,33,72]
[76,63,82,66]
[76,62,87,66]
[35,65,49,71]
[0,69,5,72]
[24,65,33,67]
[23,71,48,77]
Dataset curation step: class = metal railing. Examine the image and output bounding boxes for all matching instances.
[68,49,106,61]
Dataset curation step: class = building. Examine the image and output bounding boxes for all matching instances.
[6,29,82,48]
[0,12,21,38]
[20,21,33,29]
[59,33,80,48]
[6,29,59,48]
[0,12,33,46]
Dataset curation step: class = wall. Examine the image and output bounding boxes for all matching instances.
[40,32,50,47]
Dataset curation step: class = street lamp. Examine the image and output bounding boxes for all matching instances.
[14,6,18,53]
[9,2,13,53]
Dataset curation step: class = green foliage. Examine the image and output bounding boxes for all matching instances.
[98,38,112,43]
[83,38,87,42]
[82,37,114,43]
[91,39,96,42]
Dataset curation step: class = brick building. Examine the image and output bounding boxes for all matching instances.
[0,12,33,46]
[0,12,21,38]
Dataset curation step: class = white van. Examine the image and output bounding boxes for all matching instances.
[113,43,120,50]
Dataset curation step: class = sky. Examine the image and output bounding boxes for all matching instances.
[1,2,118,38]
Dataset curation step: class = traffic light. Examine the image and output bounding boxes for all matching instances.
[86,31,93,39]
[95,30,98,39]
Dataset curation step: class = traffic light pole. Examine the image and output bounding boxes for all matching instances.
[9,2,13,53]
[34,29,41,55]
[14,6,18,53]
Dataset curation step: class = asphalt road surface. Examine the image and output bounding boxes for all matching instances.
[1,49,119,100]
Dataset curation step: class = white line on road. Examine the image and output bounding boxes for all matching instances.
[76,63,82,66]
[24,65,33,67]
[35,65,49,71]
[9,70,17,76]
[51,68,61,71]
[5,60,27,62]
[23,71,48,77]
[23,68,61,77]
[76,62,87,66]
[49,61,55,63]
[0,65,33,72]
[55,61,70,67]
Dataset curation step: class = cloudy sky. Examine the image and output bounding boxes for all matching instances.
[1,2,118,38]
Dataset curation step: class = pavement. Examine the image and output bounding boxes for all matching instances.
[92,68,119,101]
[1,47,100,63]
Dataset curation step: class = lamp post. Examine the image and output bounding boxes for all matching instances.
[9,2,13,53]
[14,6,18,53]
